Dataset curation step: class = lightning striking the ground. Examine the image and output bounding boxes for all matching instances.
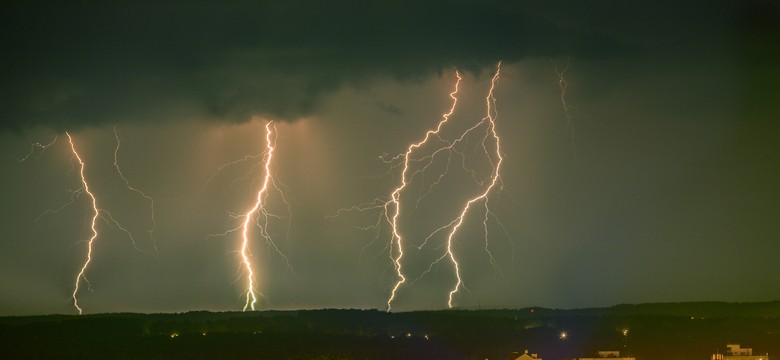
[22,130,158,314]
[441,64,503,307]
[409,63,504,308]
[66,132,101,315]
[206,121,293,311]
[333,62,506,311]
[384,69,464,311]
[239,122,277,311]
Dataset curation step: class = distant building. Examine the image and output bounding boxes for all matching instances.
[576,350,636,360]
[508,349,542,360]
[712,344,770,360]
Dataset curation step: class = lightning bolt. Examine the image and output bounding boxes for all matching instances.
[555,58,589,160]
[441,63,503,307]
[197,153,264,195]
[332,62,507,311]
[410,63,504,308]
[555,59,576,159]
[207,121,293,311]
[202,121,295,310]
[113,127,158,254]
[60,130,155,314]
[385,70,463,311]
[66,132,101,315]
[14,135,58,163]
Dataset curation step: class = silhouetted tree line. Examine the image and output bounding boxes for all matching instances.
[1,302,779,359]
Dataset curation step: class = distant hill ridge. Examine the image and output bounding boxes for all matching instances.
[496,300,780,318]
[3,300,780,320]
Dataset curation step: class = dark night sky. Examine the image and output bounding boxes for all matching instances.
[1,0,778,315]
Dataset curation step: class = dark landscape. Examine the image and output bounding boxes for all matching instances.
[2,301,778,359]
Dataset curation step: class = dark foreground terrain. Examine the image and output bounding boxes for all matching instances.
[1,301,779,359]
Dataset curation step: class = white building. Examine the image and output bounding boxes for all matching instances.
[712,344,770,360]
[576,350,636,360]
[508,349,541,360]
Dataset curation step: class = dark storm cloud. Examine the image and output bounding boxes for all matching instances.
[0,0,621,131]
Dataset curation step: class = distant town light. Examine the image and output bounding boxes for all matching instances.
[560,331,568,340]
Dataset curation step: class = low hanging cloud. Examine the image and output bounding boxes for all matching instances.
[0,0,620,131]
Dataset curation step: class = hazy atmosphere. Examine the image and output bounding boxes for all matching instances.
[1,0,778,315]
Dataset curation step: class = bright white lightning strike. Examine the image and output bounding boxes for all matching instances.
[334,62,506,311]
[58,130,155,314]
[240,122,276,311]
[385,70,463,311]
[203,121,294,310]
[67,132,101,315]
[440,62,503,308]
